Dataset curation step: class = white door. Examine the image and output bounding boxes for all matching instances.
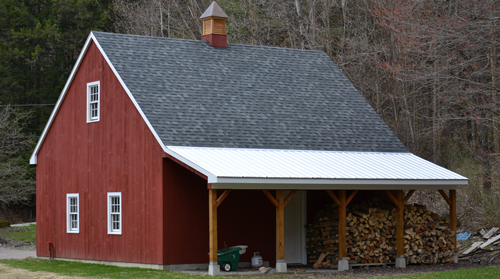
[284,191,306,264]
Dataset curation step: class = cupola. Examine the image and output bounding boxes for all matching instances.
[200,1,228,48]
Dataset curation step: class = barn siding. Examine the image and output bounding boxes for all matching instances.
[36,41,165,264]
[218,190,276,266]
[162,158,209,265]
[162,158,276,266]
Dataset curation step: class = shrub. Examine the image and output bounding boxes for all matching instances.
[0,220,10,228]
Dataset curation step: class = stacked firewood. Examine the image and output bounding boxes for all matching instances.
[306,199,455,266]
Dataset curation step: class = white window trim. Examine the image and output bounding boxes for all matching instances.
[107,192,122,235]
[87,81,100,123]
[66,193,79,233]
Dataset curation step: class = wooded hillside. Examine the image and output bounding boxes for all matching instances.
[0,0,499,225]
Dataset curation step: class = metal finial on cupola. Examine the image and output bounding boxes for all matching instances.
[200,1,228,48]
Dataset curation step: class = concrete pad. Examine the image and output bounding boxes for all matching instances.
[208,263,220,276]
[276,262,287,273]
[338,257,349,271]
[395,255,406,268]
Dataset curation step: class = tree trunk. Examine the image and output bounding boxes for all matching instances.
[492,49,499,153]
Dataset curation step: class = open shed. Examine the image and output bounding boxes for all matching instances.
[167,146,467,274]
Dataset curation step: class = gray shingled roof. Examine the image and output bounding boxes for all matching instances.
[92,31,408,153]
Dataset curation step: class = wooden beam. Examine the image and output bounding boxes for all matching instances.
[209,189,218,264]
[396,190,404,256]
[338,190,347,258]
[283,190,297,207]
[326,190,341,206]
[276,190,285,261]
[216,189,231,208]
[439,190,452,206]
[262,189,279,208]
[346,190,359,206]
[403,190,415,205]
[385,190,399,208]
[450,190,457,253]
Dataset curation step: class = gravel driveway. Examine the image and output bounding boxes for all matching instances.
[0,246,36,260]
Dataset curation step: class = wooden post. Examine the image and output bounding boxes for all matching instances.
[396,190,404,257]
[209,189,218,265]
[276,190,285,261]
[450,190,457,253]
[276,190,287,272]
[339,190,347,258]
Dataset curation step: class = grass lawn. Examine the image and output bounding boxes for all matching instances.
[382,266,500,278]
[2,258,500,279]
[0,259,207,279]
[0,224,36,243]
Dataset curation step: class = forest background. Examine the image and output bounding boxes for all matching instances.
[0,0,499,229]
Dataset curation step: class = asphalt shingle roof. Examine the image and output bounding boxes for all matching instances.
[92,31,408,153]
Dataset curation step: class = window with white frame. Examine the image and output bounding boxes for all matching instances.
[107,192,122,235]
[67,193,79,233]
[87,81,100,122]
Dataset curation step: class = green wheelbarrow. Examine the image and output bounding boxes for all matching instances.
[213,246,242,272]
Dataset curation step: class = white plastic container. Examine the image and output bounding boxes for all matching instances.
[235,245,248,255]
[251,252,263,267]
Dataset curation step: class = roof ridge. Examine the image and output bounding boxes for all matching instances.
[91,31,326,53]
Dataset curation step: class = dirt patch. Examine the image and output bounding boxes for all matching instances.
[0,236,35,250]
[0,263,87,279]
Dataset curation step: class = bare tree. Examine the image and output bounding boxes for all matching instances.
[0,106,35,205]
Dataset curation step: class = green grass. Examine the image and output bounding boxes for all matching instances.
[0,259,208,279]
[0,224,36,243]
[2,258,500,279]
[381,266,500,278]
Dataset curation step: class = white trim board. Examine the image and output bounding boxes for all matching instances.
[209,182,463,190]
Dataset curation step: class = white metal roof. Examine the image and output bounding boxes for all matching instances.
[167,146,468,190]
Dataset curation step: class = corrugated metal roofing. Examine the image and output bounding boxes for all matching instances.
[167,146,467,185]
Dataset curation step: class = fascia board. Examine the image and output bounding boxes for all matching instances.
[211,177,469,185]
[30,33,94,165]
[209,177,468,190]
[210,181,466,190]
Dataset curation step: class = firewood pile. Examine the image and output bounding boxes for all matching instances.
[306,199,455,267]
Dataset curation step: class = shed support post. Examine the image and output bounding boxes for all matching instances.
[208,189,220,275]
[338,190,349,271]
[439,189,458,263]
[326,190,357,271]
[276,190,287,272]
[450,190,458,263]
[395,190,406,268]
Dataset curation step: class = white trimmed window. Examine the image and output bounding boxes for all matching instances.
[87,81,100,122]
[107,192,122,235]
[67,193,79,233]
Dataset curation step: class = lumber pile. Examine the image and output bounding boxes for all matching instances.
[306,199,455,266]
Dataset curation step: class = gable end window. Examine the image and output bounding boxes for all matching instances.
[67,193,79,233]
[87,81,100,122]
[107,192,122,235]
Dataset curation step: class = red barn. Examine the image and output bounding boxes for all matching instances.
[30,2,467,275]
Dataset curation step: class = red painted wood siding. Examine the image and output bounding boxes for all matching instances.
[162,158,276,266]
[218,190,276,266]
[162,158,209,264]
[36,41,165,264]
